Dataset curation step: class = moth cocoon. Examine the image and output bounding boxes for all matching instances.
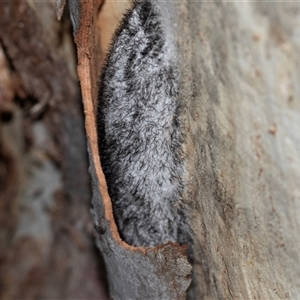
[97,0,187,247]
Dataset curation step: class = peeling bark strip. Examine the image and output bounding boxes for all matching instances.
[68,0,192,298]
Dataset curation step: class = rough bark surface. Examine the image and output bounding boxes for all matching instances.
[177,2,300,299]
[0,2,108,299]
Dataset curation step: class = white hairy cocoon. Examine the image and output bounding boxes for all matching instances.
[97,0,187,247]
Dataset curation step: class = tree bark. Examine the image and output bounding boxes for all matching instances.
[0,0,299,299]
[180,2,300,298]
[0,2,108,299]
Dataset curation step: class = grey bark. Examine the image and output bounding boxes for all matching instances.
[178,2,300,299]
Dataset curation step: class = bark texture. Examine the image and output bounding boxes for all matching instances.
[178,2,300,299]
[0,0,299,299]
[0,2,108,299]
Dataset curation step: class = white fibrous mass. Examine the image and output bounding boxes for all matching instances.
[97,0,187,247]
